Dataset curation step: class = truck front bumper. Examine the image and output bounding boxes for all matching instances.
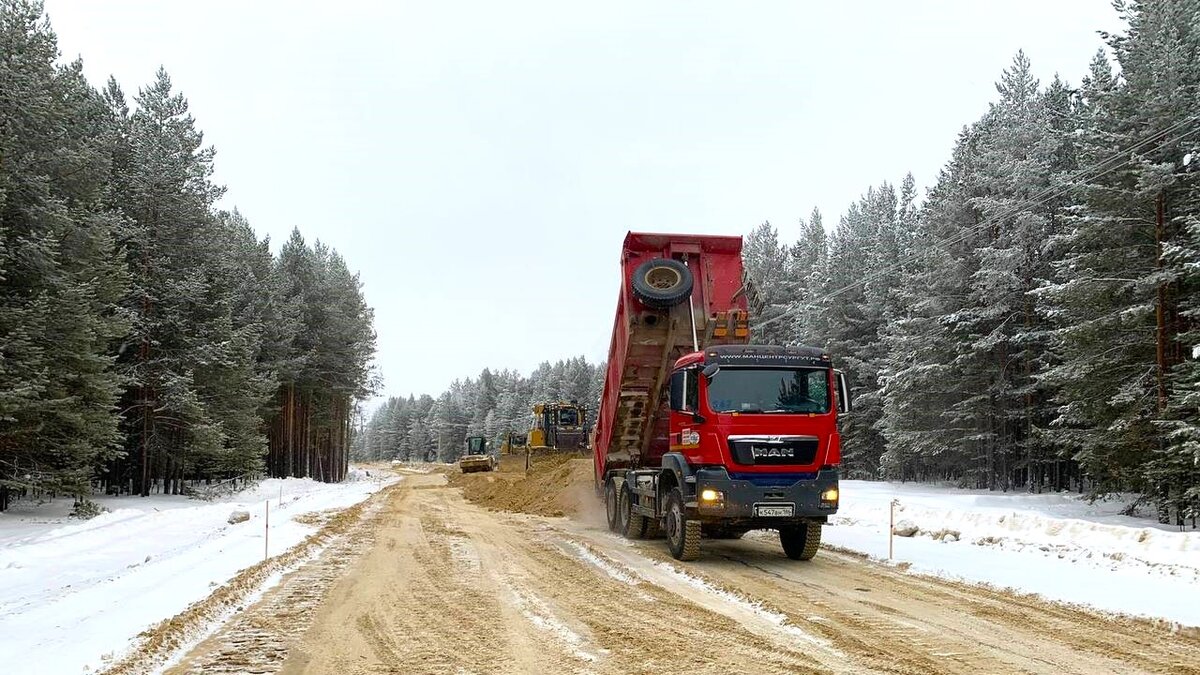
[689,467,839,523]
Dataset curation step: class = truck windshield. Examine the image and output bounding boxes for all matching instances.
[707,367,830,414]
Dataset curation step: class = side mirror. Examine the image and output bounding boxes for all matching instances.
[701,363,720,380]
[835,369,852,414]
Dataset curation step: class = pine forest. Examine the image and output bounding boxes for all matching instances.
[0,2,376,510]
[741,3,1200,525]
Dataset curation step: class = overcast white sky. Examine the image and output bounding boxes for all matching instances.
[44,0,1123,401]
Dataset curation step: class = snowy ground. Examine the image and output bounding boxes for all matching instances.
[814,480,1200,626]
[0,468,398,675]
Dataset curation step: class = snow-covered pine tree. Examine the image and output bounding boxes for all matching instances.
[878,125,988,483]
[743,221,791,344]
[822,185,900,478]
[945,52,1063,490]
[1040,1,1200,511]
[782,208,829,347]
[115,68,228,495]
[0,2,129,506]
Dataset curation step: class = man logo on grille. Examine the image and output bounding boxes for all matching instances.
[752,446,794,458]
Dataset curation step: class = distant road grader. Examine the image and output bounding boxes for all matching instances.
[457,436,495,473]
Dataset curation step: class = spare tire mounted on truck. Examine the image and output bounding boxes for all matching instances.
[631,258,693,309]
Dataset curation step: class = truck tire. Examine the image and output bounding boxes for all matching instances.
[631,258,693,309]
[619,486,648,539]
[665,488,701,561]
[643,516,662,539]
[779,522,822,560]
[604,479,620,532]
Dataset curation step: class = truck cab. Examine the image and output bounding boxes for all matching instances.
[607,344,849,561]
[661,345,847,551]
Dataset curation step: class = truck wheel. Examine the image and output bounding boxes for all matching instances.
[604,479,620,532]
[665,488,701,560]
[620,486,648,539]
[631,258,694,309]
[779,522,822,560]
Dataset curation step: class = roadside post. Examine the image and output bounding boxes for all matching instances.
[889,498,899,560]
[265,500,270,561]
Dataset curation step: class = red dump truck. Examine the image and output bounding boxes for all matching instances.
[592,232,850,561]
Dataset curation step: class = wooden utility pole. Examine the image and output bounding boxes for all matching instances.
[1155,192,1168,413]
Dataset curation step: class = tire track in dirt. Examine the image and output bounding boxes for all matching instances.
[397,476,833,673]
[277,476,544,675]
[180,472,834,674]
[164,464,1200,675]
[104,483,398,675]
[463,508,837,674]
[161,492,393,674]
[552,517,1200,674]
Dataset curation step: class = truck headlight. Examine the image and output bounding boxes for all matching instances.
[820,487,839,504]
[699,488,724,507]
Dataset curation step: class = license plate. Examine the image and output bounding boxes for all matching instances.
[754,504,795,517]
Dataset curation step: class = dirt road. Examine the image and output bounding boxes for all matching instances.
[166,469,1199,675]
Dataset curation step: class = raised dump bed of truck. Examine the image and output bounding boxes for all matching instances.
[592,232,751,481]
[592,231,850,561]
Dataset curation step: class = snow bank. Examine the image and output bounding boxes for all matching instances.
[0,468,398,675]
[822,480,1200,626]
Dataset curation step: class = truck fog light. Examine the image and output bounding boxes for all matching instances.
[821,487,839,503]
[699,488,724,504]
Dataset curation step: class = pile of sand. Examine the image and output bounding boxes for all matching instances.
[448,453,598,519]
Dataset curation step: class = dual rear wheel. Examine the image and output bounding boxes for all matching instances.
[604,479,619,531]
[618,485,649,538]
[605,477,659,539]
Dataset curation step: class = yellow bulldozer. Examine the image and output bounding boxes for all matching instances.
[525,402,589,452]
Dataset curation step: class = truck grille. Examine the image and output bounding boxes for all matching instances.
[728,436,818,466]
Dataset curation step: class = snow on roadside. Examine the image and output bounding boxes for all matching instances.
[0,466,398,675]
[822,480,1200,626]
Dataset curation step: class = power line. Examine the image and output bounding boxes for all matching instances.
[755,114,1200,332]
